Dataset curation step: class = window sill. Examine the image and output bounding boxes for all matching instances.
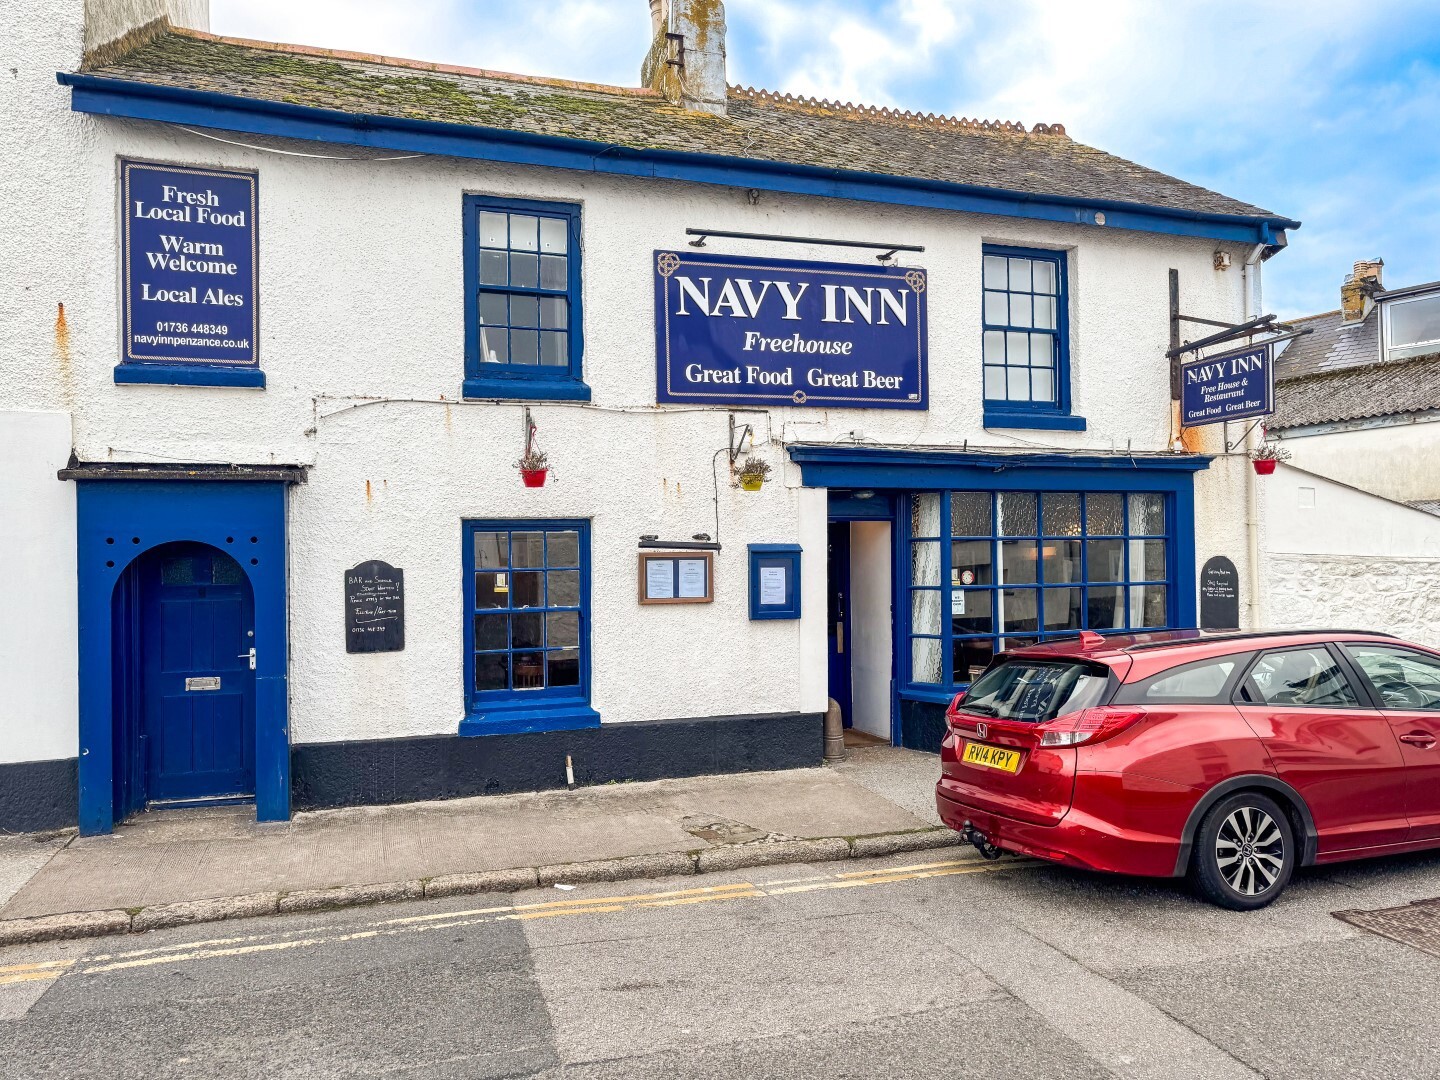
[899,685,960,705]
[115,364,265,388]
[983,409,1086,432]
[459,700,600,737]
[463,375,592,402]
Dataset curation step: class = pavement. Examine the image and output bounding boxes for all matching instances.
[0,746,954,941]
[8,838,1440,1078]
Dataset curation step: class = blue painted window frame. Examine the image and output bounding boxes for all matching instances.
[900,489,1178,696]
[981,244,1083,431]
[462,195,590,402]
[460,519,599,736]
[748,544,802,620]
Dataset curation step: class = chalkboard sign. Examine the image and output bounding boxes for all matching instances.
[345,561,405,653]
[1199,556,1240,631]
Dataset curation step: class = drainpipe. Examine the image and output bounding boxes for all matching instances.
[1242,242,1266,628]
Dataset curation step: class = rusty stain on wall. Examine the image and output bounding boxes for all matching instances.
[54,302,74,406]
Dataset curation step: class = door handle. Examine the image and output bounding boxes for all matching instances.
[1399,732,1437,748]
[238,647,256,671]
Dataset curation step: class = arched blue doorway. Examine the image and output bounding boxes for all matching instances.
[66,467,299,835]
[112,542,258,818]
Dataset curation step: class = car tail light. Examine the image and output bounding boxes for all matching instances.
[946,691,967,717]
[1037,707,1146,747]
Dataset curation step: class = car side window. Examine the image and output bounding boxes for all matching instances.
[1240,647,1360,708]
[1116,656,1240,704]
[1345,644,1440,710]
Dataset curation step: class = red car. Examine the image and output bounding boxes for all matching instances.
[936,629,1440,909]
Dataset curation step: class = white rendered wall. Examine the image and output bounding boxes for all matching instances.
[848,521,894,741]
[1262,465,1440,646]
[1277,420,1440,506]
[1,7,1259,754]
[0,412,79,764]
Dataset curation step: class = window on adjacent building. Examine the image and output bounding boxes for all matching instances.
[464,521,590,716]
[1383,292,1440,362]
[906,490,1172,689]
[982,246,1081,430]
[463,196,589,401]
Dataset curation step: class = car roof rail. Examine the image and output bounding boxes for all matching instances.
[1119,628,1399,653]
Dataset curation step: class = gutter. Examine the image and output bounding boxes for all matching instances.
[57,72,1301,247]
[1242,242,1266,629]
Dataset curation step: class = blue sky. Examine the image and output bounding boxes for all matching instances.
[214,1,1440,318]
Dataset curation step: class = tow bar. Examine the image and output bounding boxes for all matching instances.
[958,822,1004,861]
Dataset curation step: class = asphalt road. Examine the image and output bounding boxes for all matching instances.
[5,845,1440,1079]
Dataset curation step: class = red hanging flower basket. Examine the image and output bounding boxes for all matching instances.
[1252,458,1277,476]
[521,468,548,488]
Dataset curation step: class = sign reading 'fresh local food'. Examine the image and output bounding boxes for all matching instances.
[1180,343,1274,428]
[120,159,259,370]
[653,250,928,409]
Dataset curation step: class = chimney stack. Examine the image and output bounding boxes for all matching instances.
[1340,257,1384,324]
[641,0,728,117]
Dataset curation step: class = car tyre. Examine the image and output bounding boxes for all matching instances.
[1188,791,1294,910]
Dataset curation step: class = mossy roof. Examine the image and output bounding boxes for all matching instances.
[85,28,1277,220]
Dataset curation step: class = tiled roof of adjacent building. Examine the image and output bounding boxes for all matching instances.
[1273,309,1379,381]
[1269,352,1440,430]
[79,27,1282,220]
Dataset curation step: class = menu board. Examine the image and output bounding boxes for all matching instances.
[638,552,714,605]
[345,560,405,653]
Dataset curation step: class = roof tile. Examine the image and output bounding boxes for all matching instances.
[82,28,1280,220]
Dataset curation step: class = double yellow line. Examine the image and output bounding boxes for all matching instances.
[0,854,1033,985]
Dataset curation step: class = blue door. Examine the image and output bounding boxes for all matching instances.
[140,543,256,804]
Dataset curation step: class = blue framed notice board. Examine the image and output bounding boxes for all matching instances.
[749,544,802,620]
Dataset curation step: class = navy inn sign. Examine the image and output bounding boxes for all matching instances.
[654,250,928,409]
[1180,343,1274,428]
[121,160,259,369]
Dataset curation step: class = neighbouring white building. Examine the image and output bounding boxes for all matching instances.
[0,0,1300,834]
[1260,260,1440,644]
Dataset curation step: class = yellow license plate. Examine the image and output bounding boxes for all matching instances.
[962,741,1021,773]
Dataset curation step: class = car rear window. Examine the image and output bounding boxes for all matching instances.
[960,659,1110,723]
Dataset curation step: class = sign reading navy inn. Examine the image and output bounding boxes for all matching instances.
[120,159,259,372]
[1180,343,1274,428]
[654,250,929,408]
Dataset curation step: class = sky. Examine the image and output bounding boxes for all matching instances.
[212,0,1440,318]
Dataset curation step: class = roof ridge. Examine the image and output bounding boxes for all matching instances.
[727,85,1065,136]
[166,24,659,98]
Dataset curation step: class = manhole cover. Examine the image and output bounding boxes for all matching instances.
[1334,898,1440,957]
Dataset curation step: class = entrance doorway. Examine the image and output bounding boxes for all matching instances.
[827,496,896,744]
[119,542,257,812]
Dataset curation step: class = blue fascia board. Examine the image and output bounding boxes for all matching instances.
[788,444,1212,476]
[59,73,1301,246]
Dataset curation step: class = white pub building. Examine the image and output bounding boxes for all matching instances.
[0,0,1299,833]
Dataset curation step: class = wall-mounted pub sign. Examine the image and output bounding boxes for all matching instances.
[654,250,928,409]
[120,159,259,373]
[1180,343,1273,428]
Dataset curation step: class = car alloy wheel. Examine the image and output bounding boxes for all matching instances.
[1215,806,1285,897]
[1189,791,1295,910]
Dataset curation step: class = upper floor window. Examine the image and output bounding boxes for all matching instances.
[463,196,590,401]
[981,245,1082,431]
[1383,292,1440,362]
